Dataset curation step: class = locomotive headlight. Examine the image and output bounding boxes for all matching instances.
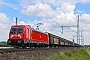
[10,35,13,38]
[18,34,22,38]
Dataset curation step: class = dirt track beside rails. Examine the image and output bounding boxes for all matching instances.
[0,47,77,60]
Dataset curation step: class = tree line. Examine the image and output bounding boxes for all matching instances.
[0,41,9,47]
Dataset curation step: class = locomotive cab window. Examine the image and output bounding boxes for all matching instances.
[11,27,23,33]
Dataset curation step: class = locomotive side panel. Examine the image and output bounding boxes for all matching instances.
[31,29,49,43]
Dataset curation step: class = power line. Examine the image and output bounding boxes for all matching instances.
[11,0,22,9]
[11,0,42,21]
[1,1,62,34]
[11,0,63,33]
[68,27,77,33]
[38,1,78,38]
[61,26,77,34]
[29,0,76,41]
[1,3,33,21]
[2,0,76,36]
[28,0,62,33]
[29,0,47,16]
[61,15,80,45]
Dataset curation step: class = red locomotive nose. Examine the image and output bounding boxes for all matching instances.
[9,26,23,40]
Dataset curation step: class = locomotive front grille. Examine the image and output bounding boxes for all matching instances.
[7,40,23,46]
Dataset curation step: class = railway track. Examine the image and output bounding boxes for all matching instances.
[0,48,55,54]
[0,47,78,60]
[0,47,76,54]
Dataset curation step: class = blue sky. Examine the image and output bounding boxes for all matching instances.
[0,0,90,45]
[75,2,90,14]
[1,0,90,21]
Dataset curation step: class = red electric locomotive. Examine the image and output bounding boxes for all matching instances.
[7,25,81,48]
[7,25,49,48]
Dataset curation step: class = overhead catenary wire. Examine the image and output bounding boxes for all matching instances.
[37,1,79,35]
[68,27,77,33]
[35,1,74,34]
[28,0,62,33]
[1,0,79,43]
[2,0,76,36]
[7,0,64,34]
[1,0,61,31]
[10,0,22,8]
[29,0,47,17]
[11,0,42,21]
[1,3,33,21]
[28,0,79,42]
[28,0,78,35]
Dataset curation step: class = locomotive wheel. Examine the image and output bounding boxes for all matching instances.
[14,46,19,49]
[22,44,26,49]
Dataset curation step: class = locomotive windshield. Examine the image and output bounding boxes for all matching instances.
[11,27,23,33]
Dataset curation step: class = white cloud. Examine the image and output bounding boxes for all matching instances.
[0,0,90,45]
[56,3,75,13]
[0,13,11,28]
[0,0,19,10]
[41,0,90,6]
[0,12,27,41]
[81,14,90,23]
[19,0,90,9]
[19,0,90,44]
[0,13,12,41]
[21,3,55,17]
[76,10,84,13]
[79,0,90,3]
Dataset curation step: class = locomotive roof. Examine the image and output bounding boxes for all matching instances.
[31,28,48,34]
[11,25,48,34]
[11,25,31,27]
[11,25,25,27]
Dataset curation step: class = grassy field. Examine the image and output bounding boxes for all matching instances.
[17,47,90,60]
[87,47,90,51]
[44,47,90,60]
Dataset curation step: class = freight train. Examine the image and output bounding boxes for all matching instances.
[7,25,80,48]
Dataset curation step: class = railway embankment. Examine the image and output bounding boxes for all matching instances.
[0,47,77,60]
[0,47,90,60]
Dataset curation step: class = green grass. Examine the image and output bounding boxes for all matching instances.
[87,47,90,51]
[18,47,90,60]
[47,47,90,60]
